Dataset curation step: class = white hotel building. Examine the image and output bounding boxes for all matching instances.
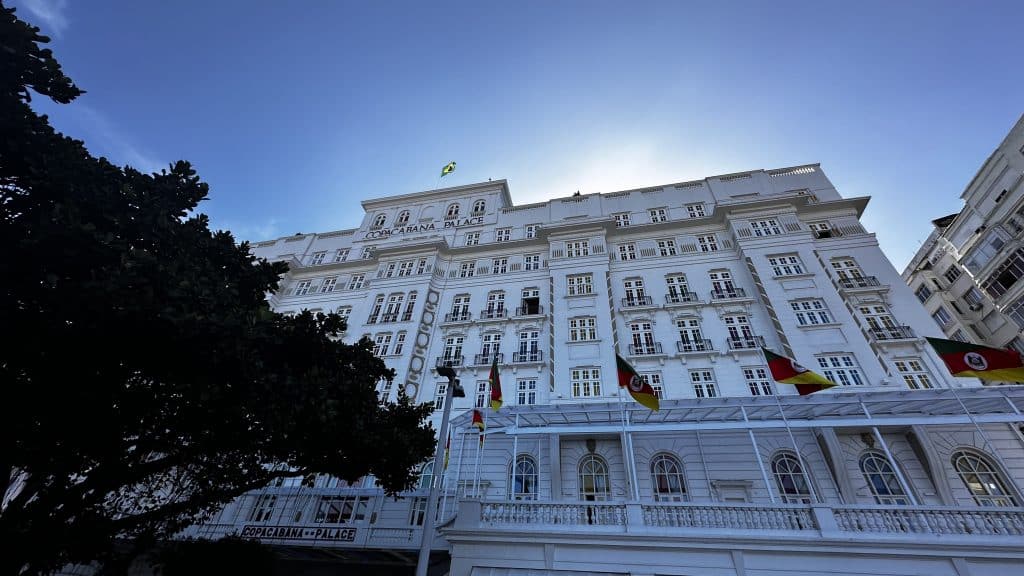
[191,165,1024,576]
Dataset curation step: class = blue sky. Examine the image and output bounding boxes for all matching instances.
[12,0,1024,268]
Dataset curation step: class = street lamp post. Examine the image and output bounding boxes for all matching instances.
[415,365,463,576]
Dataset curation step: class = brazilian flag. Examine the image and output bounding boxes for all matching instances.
[441,161,456,177]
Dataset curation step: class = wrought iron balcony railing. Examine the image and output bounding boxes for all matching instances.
[710,287,747,300]
[444,311,472,323]
[871,326,916,341]
[665,291,699,304]
[473,353,504,365]
[726,336,765,350]
[435,356,464,368]
[628,342,663,356]
[621,295,654,308]
[838,276,883,289]
[513,350,544,363]
[479,308,508,320]
[677,339,713,353]
[515,305,544,316]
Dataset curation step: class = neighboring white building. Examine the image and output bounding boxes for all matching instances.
[902,114,1024,368]
[188,165,1024,575]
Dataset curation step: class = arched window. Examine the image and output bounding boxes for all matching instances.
[396,210,410,226]
[650,453,687,502]
[772,452,812,503]
[372,213,387,228]
[446,203,460,219]
[578,454,610,501]
[417,462,434,491]
[952,450,1018,506]
[472,199,486,214]
[859,451,909,505]
[509,455,538,500]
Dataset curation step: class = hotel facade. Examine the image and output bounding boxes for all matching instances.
[187,165,1024,576]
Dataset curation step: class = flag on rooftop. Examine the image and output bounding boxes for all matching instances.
[615,353,659,411]
[441,161,456,177]
[926,337,1024,382]
[489,354,503,411]
[762,348,836,395]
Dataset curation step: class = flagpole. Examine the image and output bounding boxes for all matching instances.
[740,404,776,503]
[772,384,819,503]
[511,412,520,498]
[626,407,641,501]
[946,382,1015,480]
[616,386,637,501]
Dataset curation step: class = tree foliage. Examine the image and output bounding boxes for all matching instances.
[0,4,436,574]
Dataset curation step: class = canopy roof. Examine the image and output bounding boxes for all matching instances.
[449,386,1024,437]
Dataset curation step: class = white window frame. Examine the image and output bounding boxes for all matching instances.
[613,212,631,227]
[894,358,933,390]
[697,234,719,252]
[768,254,805,276]
[649,207,668,223]
[571,367,602,398]
[750,219,782,237]
[690,369,718,398]
[496,228,512,242]
[465,232,480,246]
[790,299,833,326]
[657,239,678,256]
[566,240,590,258]
[816,354,865,386]
[685,203,706,218]
[567,274,594,296]
[569,317,598,341]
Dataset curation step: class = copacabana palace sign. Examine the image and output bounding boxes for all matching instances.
[363,216,485,239]
[240,524,357,542]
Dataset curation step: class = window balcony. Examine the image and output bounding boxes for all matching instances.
[515,305,544,316]
[726,336,765,350]
[628,342,663,356]
[444,311,472,323]
[710,287,748,301]
[436,356,464,368]
[513,350,544,363]
[621,295,655,308]
[479,308,508,320]
[473,353,504,365]
[838,276,885,290]
[665,292,699,305]
[871,326,917,341]
[677,339,713,353]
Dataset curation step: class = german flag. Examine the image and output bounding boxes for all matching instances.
[926,337,1024,382]
[616,353,659,411]
[762,348,836,395]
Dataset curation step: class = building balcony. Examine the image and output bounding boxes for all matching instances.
[473,353,504,366]
[870,326,917,341]
[665,292,700,305]
[726,336,765,351]
[444,311,472,323]
[621,295,655,308]
[457,499,1024,542]
[515,305,544,317]
[628,342,663,356]
[710,287,748,301]
[838,276,886,290]
[479,308,508,320]
[436,356,464,368]
[677,339,713,353]
[513,350,544,363]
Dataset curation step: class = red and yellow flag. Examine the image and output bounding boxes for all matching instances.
[489,354,503,411]
[762,348,836,395]
[471,409,485,432]
[926,337,1024,382]
[616,353,659,411]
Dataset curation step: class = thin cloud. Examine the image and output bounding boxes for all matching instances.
[17,0,69,37]
[74,104,166,174]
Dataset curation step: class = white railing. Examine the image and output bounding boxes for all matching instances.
[832,505,1024,536]
[367,526,419,545]
[481,501,627,528]
[643,503,816,531]
[464,500,1024,541]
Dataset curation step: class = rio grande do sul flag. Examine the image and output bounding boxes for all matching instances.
[926,337,1024,382]
[762,348,837,395]
[489,354,503,411]
[615,353,659,411]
